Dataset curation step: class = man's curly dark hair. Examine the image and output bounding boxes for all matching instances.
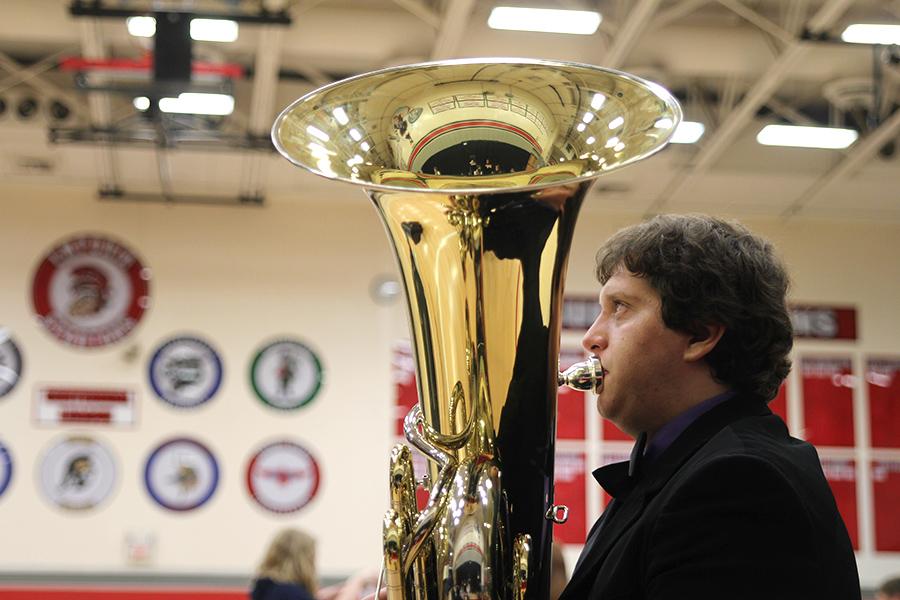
[595,214,793,401]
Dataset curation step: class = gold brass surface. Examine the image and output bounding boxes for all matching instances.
[273,58,680,600]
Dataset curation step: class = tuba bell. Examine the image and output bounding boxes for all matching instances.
[273,58,680,600]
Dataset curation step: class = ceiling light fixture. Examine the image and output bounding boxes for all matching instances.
[840,24,900,45]
[127,16,239,42]
[670,121,705,144]
[126,16,156,37]
[756,124,858,149]
[487,7,601,35]
[158,93,234,116]
[190,19,239,42]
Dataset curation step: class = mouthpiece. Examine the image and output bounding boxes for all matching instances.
[558,356,604,392]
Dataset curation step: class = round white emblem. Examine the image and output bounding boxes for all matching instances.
[0,328,23,398]
[40,436,117,510]
[144,438,219,511]
[250,339,323,410]
[32,235,150,348]
[149,336,223,408]
[246,441,321,513]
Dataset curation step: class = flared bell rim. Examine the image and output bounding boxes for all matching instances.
[272,56,683,195]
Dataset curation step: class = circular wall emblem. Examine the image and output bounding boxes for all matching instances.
[0,440,13,499]
[144,438,219,512]
[0,328,23,398]
[149,336,223,408]
[246,441,321,513]
[250,339,323,410]
[40,436,117,510]
[32,235,151,348]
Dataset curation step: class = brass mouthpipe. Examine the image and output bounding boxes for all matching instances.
[558,356,605,393]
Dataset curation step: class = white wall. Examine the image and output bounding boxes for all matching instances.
[0,181,898,587]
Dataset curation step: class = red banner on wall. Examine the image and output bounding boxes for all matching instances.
[600,417,632,441]
[392,342,418,436]
[872,460,900,552]
[821,458,859,550]
[769,383,788,425]
[558,351,586,440]
[554,451,587,544]
[565,298,857,341]
[35,387,136,425]
[868,359,900,449]
[562,297,599,332]
[789,305,856,340]
[801,358,855,447]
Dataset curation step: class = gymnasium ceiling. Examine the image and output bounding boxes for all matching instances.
[0,0,898,221]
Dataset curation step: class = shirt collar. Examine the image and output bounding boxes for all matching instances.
[642,389,737,464]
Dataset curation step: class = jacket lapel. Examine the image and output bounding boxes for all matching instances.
[639,395,772,496]
[563,482,648,593]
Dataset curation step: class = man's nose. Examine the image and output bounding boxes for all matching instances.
[582,317,607,355]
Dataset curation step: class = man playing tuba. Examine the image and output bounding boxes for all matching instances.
[561,214,861,600]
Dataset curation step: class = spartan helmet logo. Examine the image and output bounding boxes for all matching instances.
[68,265,110,317]
[59,454,93,490]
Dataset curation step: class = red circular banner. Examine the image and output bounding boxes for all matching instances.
[246,441,321,514]
[32,235,150,348]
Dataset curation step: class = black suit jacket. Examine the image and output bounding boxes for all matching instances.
[560,396,860,600]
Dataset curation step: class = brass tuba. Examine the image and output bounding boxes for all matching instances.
[272,58,680,600]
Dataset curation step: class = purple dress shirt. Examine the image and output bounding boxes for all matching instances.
[642,389,737,464]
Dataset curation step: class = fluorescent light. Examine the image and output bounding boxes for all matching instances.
[585,136,596,145]
[349,128,362,141]
[190,19,239,42]
[487,7,601,35]
[158,93,234,116]
[670,121,705,144]
[308,143,333,158]
[133,97,150,111]
[191,19,238,42]
[608,116,624,129]
[332,107,350,125]
[591,93,606,110]
[127,16,238,42]
[306,125,330,142]
[756,124,858,149]
[576,123,587,132]
[841,24,900,45]
[127,16,155,37]
[582,112,595,124]
[360,141,371,152]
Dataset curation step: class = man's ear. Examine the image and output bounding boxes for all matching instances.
[683,323,725,362]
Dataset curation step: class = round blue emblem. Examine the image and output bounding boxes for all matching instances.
[149,336,223,408]
[144,437,219,512]
[0,441,12,498]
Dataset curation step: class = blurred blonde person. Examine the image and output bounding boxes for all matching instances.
[549,542,568,600]
[251,529,318,600]
[877,577,900,600]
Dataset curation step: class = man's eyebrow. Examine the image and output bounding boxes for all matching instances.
[601,288,641,303]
